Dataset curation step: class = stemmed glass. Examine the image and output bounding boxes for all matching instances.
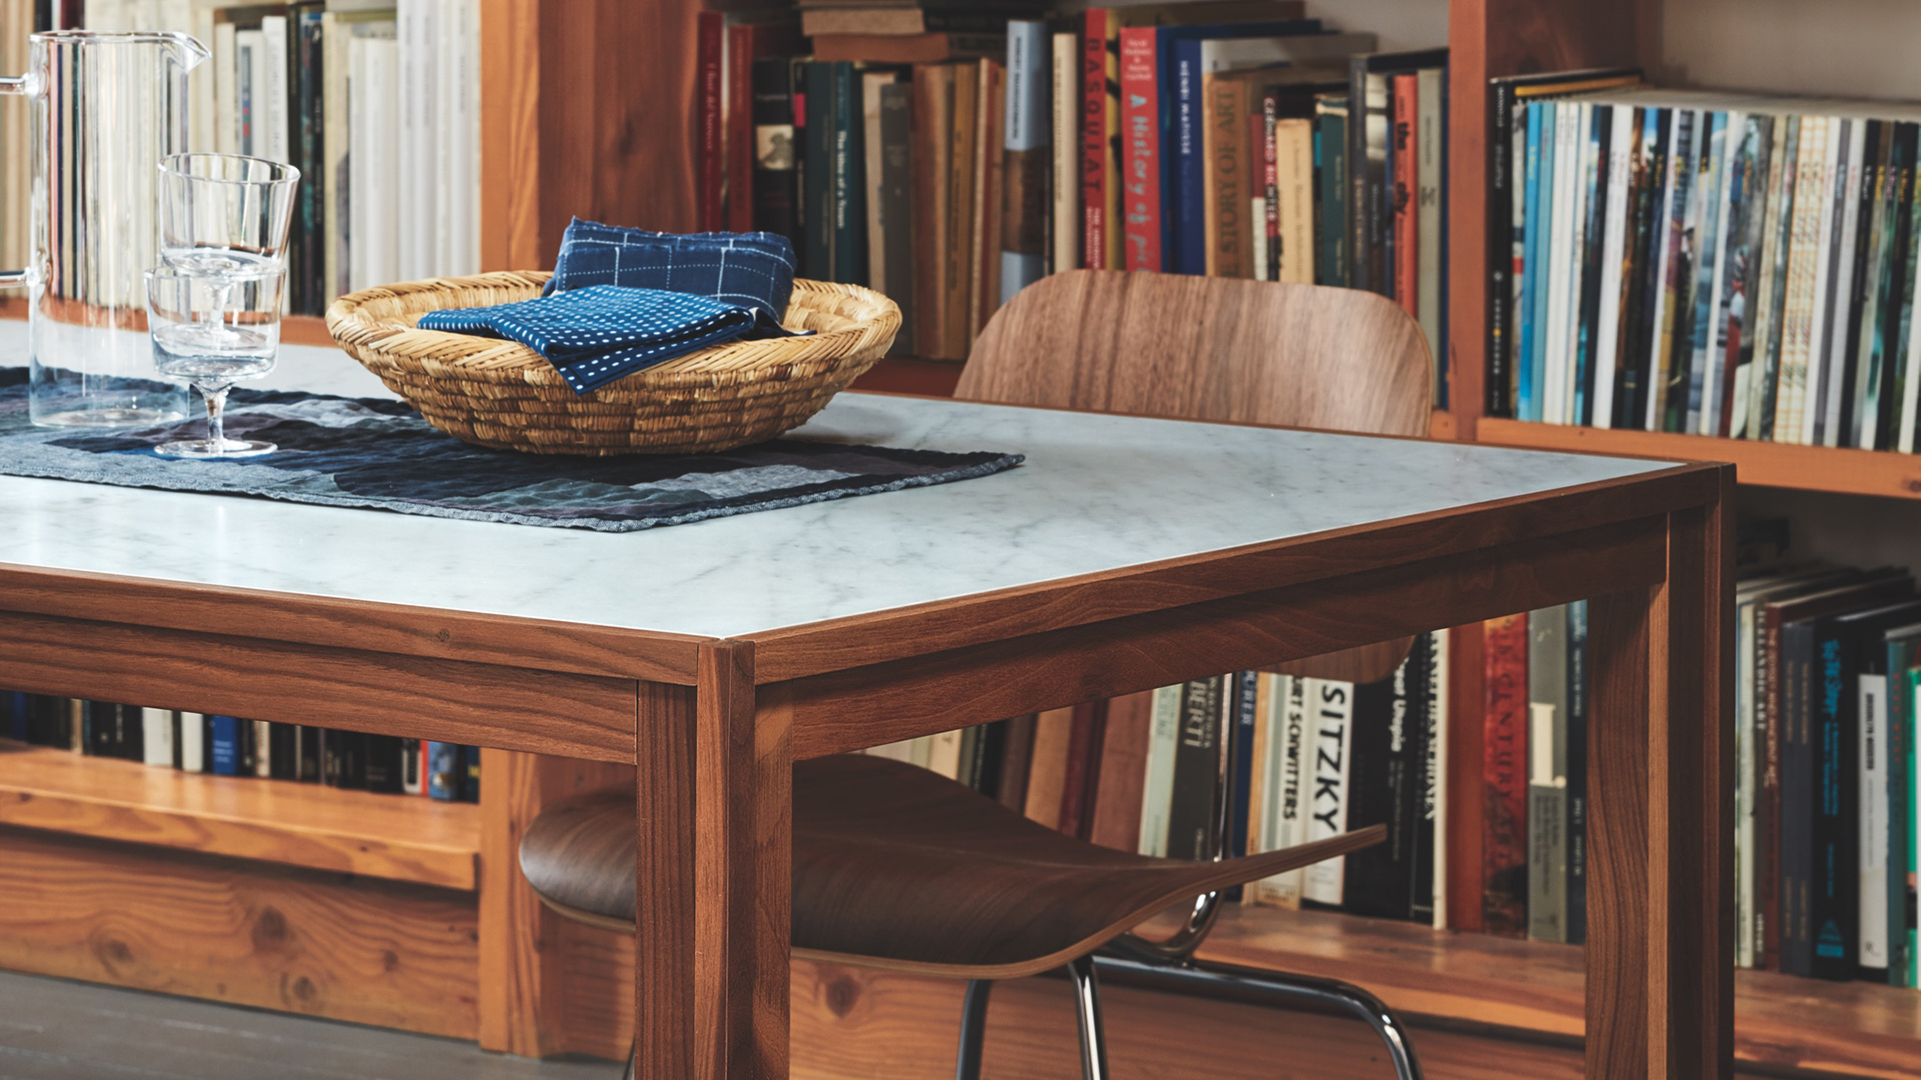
[145,268,285,458]
[155,153,300,348]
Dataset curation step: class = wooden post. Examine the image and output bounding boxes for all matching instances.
[1586,470,1733,1079]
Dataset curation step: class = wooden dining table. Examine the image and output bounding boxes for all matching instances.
[0,338,1732,1079]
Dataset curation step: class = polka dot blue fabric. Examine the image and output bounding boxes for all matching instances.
[419,221,809,395]
[418,285,789,394]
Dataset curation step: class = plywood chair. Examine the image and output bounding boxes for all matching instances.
[520,271,1433,1080]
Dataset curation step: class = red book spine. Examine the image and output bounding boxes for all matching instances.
[696,11,725,232]
[1391,72,1419,318]
[726,23,757,233]
[1079,10,1107,270]
[1481,613,1529,937]
[1117,25,1160,272]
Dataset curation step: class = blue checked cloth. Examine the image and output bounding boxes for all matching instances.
[542,218,799,325]
[418,285,791,394]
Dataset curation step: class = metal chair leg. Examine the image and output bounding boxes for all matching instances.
[954,978,993,1080]
[1090,954,1423,1080]
[1066,956,1111,1080]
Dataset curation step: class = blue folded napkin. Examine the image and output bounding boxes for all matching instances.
[417,285,790,395]
[542,217,799,326]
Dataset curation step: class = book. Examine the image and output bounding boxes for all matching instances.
[1302,676,1354,906]
[140,707,173,768]
[752,57,801,242]
[1346,48,1446,299]
[209,715,241,776]
[1024,706,1073,829]
[812,32,1003,65]
[1049,31,1079,276]
[1526,605,1569,943]
[426,741,461,801]
[1344,651,1422,921]
[1249,673,1308,908]
[1137,682,1183,856]
[1002,19,1049,299]
[1481,612,1529,936]
[1117,24,1162,272]
[1165,676,1224,862]
[1088,691,1154,852]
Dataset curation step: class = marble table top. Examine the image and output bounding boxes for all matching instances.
[0,321,1673,640]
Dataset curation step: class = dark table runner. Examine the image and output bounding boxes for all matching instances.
[0,370,1022,532]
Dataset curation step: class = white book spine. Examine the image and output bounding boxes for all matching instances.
[349,35,370,291]
[374,37,402,288]
[1861,672,1889,970]
[261,15,290,165]
[1248,675,1289,905]
[1823,122,1867,447]
[1257,675,1309,908]
[1591,105,1633,431]
[141,707,174,767]
[253,719,272,777]
[178,711,205,773]
[1250,195,1269,282]
[1799,119,1843,447]
[417,0,439,278]
[1734,599,1756,967]
[1137,683,1183,857]
[1542,102,1579,427]
[1302,678,1353,907]
[462,0,482,274]
[1563,102,1596,426]
[214,22,238,155]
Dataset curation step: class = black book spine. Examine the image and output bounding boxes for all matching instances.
[295,6,324,315]
[1485,82,1518,417]
[84,700,114,757]
[1165,677,1224,862]
[1408,634,1439,926]
[269,722,299,781]
[1837,119,1883,443]
[462,745,482,804]
[801,61,835,281]
[323,728,346,788]
[1576,107,1612,426]
[1781,619,1816,975]
[1565,600,1590,945]
[1875,124,1920,448]
[364,735,404,794]
[1811,620,1861,978]
[118,703,143,762]
[1343,659,1415,920]
[1613,107,1650,427]
[1626,108,1673,428]
[751,57,800,244]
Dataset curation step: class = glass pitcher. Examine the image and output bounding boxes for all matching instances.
[1,31,208,427]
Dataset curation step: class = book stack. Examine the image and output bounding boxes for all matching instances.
[716,2,1447,385]
[0,690,483,801]
[76,0,483,316]
[1489,74,1921,452]
[865,629,1453,927]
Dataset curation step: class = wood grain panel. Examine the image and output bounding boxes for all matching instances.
[547,905,1921,1078]
[750,466,1719,681]
[1588,586,1653,1078]
[479,0,542,271]
[1477,416,1921,500]
[0,563,707,683]
[0,610,640,762]
[0,740,478,889]
[692,643,791,1080]
[477,750,634,1056]
[784,518,1668,758]
[0,826,478,1038]
[635,679,697,1079]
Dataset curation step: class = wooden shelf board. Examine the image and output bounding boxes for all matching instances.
[1475,417,1921,499]
[0,739,479,891]
[1197,905,1921,1079]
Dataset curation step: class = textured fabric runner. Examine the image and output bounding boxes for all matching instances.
[0,370,1023,532]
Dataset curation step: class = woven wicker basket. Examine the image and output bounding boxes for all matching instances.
[323,271,901,455]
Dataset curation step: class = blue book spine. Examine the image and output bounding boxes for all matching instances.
[7,691,26,742]
[209,715,240,776]
[1528,100,1558,422]
[427,741,461,801]
[1516,101,1543,421]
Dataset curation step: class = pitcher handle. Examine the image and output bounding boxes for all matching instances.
[0,74,25,286]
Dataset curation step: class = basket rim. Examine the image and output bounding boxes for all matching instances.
[322,271,901,391]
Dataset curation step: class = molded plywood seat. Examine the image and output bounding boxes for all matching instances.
[519,754,1385,978]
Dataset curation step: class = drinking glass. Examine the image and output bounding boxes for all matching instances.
[145,268,285,459]
[157,153,299,348]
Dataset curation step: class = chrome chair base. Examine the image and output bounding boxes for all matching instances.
[951,956,1423,1080]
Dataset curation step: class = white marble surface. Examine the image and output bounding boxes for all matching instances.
[0,320,1673,639]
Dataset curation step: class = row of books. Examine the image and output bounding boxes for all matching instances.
[69,0,483,315]
[0,0,28,278]
[715,2,1449,396]
[0,690,482,801]
[1479,559,1921,986]
[1488,71,1921,452]
[869,630,1452,927]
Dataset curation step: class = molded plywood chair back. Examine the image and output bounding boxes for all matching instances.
[958,269,1433,439]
